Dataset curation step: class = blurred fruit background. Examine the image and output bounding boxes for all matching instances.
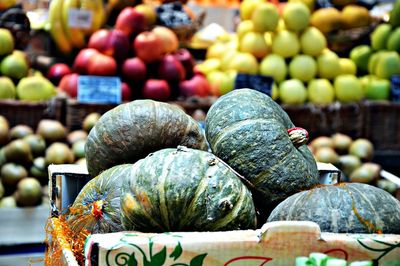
[0,0,400,263]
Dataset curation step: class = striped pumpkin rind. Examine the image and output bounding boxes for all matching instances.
[268,183,400,234]
[85,100,208,177]
[205,89,319,218]
[121,147,257,232]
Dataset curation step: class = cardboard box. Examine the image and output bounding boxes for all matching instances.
[47,165,400,266]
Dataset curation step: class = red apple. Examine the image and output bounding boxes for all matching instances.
[121,57,147,82]
[173,48,195,79]
[87,53,118,76]
[115,7,146,38]
[179,74,211,98]
[88,29,130,63]
[133,31,164,63]
[73,48,99,74]
[121,82,132,101]
[157,55,186,83]
[58,73,79,98]
[142,79,171,101]
[151,26,179,54]
[47,63,72,86]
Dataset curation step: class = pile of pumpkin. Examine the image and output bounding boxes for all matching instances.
[0,114,100,208]
[309,134,399,197]
[63,88,400,239]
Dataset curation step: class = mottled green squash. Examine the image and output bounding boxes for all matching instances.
[121,146,257,232]
[85,100,208,177]
[267,183,400,234]
[67,165,133,234]
[205,89,319,217]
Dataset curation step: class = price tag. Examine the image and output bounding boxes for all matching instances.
[68,8,92,29]
[391,75,400,102]
[78,76,121,104]
[234,73,274,96]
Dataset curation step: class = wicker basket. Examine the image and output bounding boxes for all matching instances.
[363,101,400,151]
[282,102,364,140]
[65,100,118,131]
[0,97,65,129]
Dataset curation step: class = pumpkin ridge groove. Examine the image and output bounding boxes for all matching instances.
[157,151,175,231]
[177,161,210,229]
[208,182,250,230]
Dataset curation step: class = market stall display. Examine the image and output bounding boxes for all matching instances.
[0,0,399,265]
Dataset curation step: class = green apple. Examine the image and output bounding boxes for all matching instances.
[237,20,254,40]
[0,28,14,56]
[350,45,373,74]
[300,26,326,56]
[228,52,259,75]
[364,78,391,100]
[334,74,364,103]
[371,23,392,51]
[251,2,279,32]
[207,70,237,96]
[0,76,16,99]
[283,2,310,32]
[339,58,357,75]
[240,0,264,21]
[194,58,221,75]
[308,79,335,104]
[317,51,341,80]
[368,51,384,75]
[221,70,237,95]
[0,52,29,80]
[375,51,400,79]
[279,79,307,104]
[239,31,269,59]
[289,54,317,82]
[387,27,400,52]
[272,30,300,58]
[259,54,287,82]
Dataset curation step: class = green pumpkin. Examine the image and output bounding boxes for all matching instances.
[205,89,319,218]
[121,147,257,232]
[85,100,208,177]
[67,164,132,234]
[267,183,400,234]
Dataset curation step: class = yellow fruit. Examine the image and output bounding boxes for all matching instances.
[206,42,229,59]
[317,51,341,80]
[289,55,317,82]
[259,54,287,82]
[240,0,264,21]
[334,74,363,103]
[251,2,279,32]
[0,76,16,99]
[0,29,14,56]
[339,58,357,75]
[239,32,269,59]
[228,53,259,75]
[279,79,307,105]
[341,5,370,29]
[307,79,335,104]
[272,30,300,58]
[16,76,56,102]
[195,59,221,75]
[300,27,326,56]
[236,20,254,40]
[282,2,310,32]
[311,8,343,33]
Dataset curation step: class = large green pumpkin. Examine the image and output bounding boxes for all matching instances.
[67,164,132,234]
[121,146,257,232]
[85,100,208,177]
[205,89,319,217]
[267,183,400,234]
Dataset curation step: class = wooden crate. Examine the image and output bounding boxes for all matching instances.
[363,101,400,151]
[0,97,65,129]
[282,102,364,140]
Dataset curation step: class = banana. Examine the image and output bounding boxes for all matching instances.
[61,0,87,48]
[79,0,105,35]
[48,0,73,54]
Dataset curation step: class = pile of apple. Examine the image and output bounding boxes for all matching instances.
[200,0,399,105]
[55,4,211,102]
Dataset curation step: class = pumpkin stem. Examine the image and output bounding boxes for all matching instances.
[91,200,104,221]
[287,127,309,147]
